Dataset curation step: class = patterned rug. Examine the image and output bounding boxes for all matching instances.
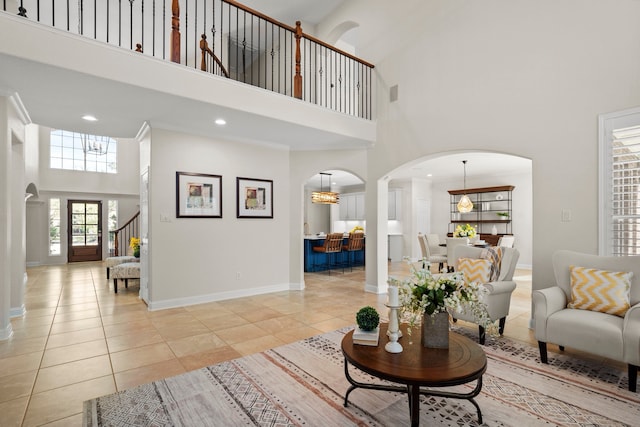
[84,326,640,426]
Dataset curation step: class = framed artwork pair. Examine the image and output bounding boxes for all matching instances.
[176,172,273,219]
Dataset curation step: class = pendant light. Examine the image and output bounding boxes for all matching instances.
[457,160,474,213]
[311,172,340,204]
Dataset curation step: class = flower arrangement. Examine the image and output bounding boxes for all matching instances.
[389,258,497,337]
[351,225,364,233]
[453,223,477,238]
[129,237,140,258]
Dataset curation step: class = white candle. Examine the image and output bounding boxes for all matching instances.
[388,285,399,306]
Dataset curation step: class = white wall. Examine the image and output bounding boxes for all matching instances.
[319,0,640,292]
[146,128,291,309]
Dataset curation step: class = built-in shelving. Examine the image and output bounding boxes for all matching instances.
[448,185,514,245]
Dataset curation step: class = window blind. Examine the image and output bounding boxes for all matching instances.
[610,125,640,255]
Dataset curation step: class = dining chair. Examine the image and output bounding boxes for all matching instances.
[418,233,447,272]
[497,235,515,248]
[312,232,344,274]
[342,232,365,271]
[446,237,469,272]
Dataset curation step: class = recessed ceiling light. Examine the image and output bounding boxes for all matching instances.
[215,118,226,126]
[427,173,433,177]
[82,115,98,121]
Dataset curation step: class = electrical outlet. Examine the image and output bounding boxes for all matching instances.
[160,214,171,223]
[561,209,572,222]
[236,272,241,280]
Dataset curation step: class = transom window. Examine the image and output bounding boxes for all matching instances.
[50,129,117,173]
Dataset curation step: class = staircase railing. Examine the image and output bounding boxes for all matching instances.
[110,211,140,256]
[3,0,374,120]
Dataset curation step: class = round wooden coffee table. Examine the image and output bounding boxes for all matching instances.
[341,323,487,426]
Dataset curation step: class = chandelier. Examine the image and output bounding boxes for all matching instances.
[82,134,110,155]
[311,172,340,204]
[457,160,474,213]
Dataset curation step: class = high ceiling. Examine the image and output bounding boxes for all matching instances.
[239,0,347,26]
[2,1,532,187]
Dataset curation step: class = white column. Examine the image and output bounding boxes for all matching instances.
[10,133,26,317]
[0,98,14,340]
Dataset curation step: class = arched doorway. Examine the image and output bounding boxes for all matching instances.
[303,169,365,274]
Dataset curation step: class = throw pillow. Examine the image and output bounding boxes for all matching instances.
[458,258,492,284]
[481,246,503,282]
[567,265,632,317]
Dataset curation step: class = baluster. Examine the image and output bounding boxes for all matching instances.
[184,0,188,66]
[106,0,109,42]
[118,0,122,46]
[129,0,133,49]
[152,0,155,56]
[170,0,179,63]
[18,0,27,17]
[294,21,302,99]
[141,0,145,53]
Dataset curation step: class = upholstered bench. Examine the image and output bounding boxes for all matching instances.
[110,262,140,293]
[105,256,138,279]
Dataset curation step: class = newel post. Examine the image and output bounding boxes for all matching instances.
[294,21,303,99]
[170,0,180,63]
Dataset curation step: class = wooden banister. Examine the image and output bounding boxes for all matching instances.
[200,35,229,78]
[223,1,374,69]
[112,211,140,256]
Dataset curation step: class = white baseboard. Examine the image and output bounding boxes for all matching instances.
[147,282,293,311]
[0,324,14,340]
[364,282,385,294]
[26,261,41,268]
[10,305,25,318]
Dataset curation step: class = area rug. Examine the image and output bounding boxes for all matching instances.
[84,326,640,426]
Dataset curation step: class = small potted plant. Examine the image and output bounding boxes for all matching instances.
[496,212,510,219]
[356,306,380,331]
[353,306,380,346]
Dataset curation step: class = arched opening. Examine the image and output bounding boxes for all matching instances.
[303,169,365,275]
[377,150,533,326]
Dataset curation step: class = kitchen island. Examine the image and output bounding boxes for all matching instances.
[304,235,365,272]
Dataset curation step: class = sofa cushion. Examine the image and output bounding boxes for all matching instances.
[567,265,632,317]
[458,258,492,284]
[481,246,503,282]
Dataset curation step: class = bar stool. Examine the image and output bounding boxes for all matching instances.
[342,232,365,271]
[312,232,344,274]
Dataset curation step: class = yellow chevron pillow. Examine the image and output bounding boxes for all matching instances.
[458,258,492,284]
[567,265,632,317]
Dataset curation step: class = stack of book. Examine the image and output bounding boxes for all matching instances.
[353,327,380,346]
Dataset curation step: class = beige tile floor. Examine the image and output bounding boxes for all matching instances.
[0,261,536,426]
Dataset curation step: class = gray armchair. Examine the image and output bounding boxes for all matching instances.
[533,250,640,392]
[449,245,520,344]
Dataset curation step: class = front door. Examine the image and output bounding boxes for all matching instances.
[67,200,102,262]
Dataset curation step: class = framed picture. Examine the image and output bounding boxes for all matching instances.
[176,172,222,218]
[236,177,273,218]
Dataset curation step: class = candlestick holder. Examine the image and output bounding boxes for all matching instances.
[385,304,403,353]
